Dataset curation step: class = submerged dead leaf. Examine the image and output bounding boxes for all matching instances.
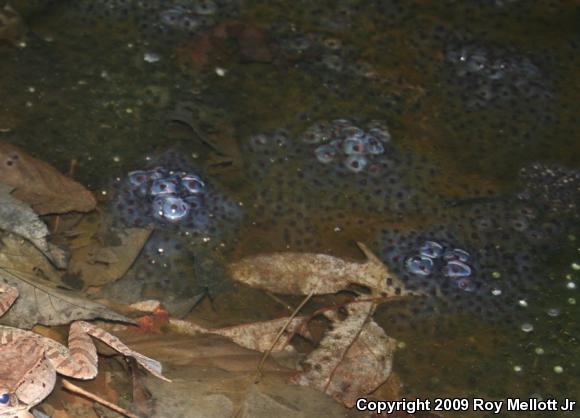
[0,142,96,215]
[169,316,311,353]
[291,300,397,408]
[229,242,418,297]
[0,233,131,328]
[68,226,152,287]
[0,182,67,267]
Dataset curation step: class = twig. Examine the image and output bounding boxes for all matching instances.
[62,379,139,418]
[234,289,314,418]
[253,289,315,383]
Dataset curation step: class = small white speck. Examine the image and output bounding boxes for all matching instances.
[547,308,560,317]
[572,262,580,271]
[202,237,211,242]
[127,43,134,48]
[17,41,27,48]
[553,365,564,374]
[397,341,406,349]
[112,156,121,163]
[144,52,161,63]
[568,297,576,305]
[125,108,133,114]
[100,190,108,196]
[521,323,534,333]
[100,71,109,79]
[157,248,165,255]
[491,271,501,279]
[215,67,227,77]
[534,347,544,355]
[518,299,528,307]
[334,226,342,232]
[491,288,502,296]
[27,86,36,93]
[566,282,576,289]
[513,365,523,373]
[25,101,33,108]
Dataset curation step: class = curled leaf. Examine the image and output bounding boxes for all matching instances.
[0,142,96,215]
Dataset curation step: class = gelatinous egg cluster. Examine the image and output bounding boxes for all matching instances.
[111,152,242,236]
[131,168,205,220]
[405,241,475,292]
[301,119,391,174]
[444,42,551,109]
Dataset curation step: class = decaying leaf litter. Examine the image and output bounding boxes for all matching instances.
[0,142,413,417]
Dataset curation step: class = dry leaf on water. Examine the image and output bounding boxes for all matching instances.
[0,182,67,268]
[0,233,131,328]
[169,316,311,353]
[68,225,152,287]
[229,242,420,298]
[291,300,397,408]
[0,141,96,215]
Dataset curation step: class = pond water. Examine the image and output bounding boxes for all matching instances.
[1,0,579,417]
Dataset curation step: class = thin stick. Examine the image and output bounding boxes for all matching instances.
[264,290,294,312]
[253,289,315,384]
[62,379,139,418]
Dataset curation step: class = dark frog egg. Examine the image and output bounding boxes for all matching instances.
[128,170,150,186]
[344,154,368,173]
[366,120,391,143]
[343,136,366,155]
[193,0,217,15]
[455,277,476,292]
[443,248,470,263]
[362,134,385,155]
[442,260,472,278]
[150,178,178,195]
[315,144,338,164]
[153,196,190,221]
[419,240,444,259]
[405,255,434,276]
[181,174,205,194]
[301,122,331,144]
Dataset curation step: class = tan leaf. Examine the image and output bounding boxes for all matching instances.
[229,242,418,297]
[291,300,397,407]
[0,182,67,267]
[0,141,96,214]
[168,316,310,353]
[68,226,152,287]
[0,232,131,328]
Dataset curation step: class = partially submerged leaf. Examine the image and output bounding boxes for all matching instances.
[0,142,96,214]
[169,316,311,353]
[68,226,152,287]
[291,300,397,407]
[0,182,67,268]
[0,233,131,328]
[229,242,417,297]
